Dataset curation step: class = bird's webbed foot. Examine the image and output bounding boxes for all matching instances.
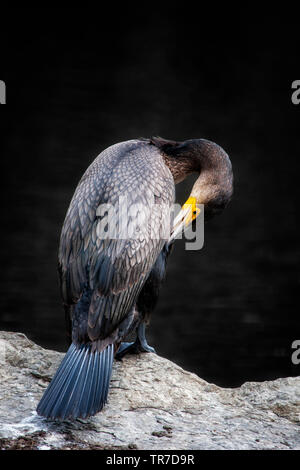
[115,322,156,360]
[137,321,156,354]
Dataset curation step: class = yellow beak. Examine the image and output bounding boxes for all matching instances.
[182,196,201,225]
[169,196,201,242]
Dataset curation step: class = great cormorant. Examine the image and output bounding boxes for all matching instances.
[37,137,233,420]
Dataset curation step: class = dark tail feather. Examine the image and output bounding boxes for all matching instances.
[36,343,114,420]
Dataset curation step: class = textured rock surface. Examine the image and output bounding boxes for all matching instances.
[0,331,299,450]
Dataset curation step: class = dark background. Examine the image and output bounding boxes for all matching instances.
[0,8,299,387]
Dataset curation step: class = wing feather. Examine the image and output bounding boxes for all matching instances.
[59,140,174,342]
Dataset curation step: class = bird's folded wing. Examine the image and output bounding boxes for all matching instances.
[58,141,175,341]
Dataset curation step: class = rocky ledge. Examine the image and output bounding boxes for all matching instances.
[0,331,299,450]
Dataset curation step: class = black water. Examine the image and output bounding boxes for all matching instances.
[0,9,299,387]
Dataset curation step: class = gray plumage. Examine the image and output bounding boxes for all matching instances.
[59,139,174,344]
[37,139,175,420]
[37,136,233,421]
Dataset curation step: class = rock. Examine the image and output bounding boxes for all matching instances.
[0,330,299,450]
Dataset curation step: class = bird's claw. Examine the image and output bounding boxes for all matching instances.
[115,341,156,360]
[139,342,156,354]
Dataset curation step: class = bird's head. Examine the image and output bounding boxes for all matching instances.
[188,138,233,219]
[156,137,233,241]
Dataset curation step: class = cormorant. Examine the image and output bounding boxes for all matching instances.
[37,137,233,420]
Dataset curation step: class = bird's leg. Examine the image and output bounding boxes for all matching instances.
[115,341,135,358]
[135,321,156,353]
[115,321,156,360]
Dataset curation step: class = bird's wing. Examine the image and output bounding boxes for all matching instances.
[58,140,175,342]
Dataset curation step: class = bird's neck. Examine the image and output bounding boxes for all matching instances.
[162,153,201,184]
